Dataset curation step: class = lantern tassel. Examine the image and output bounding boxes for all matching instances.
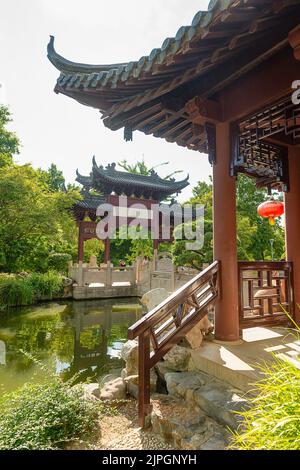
[269,216,275,226]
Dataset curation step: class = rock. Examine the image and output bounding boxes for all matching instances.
[82,383,100,400]
[185,315,213,350]
[99,373,120,386]
[162,345,191,371]
[141,288,169,312]
[124,371,158,399]
[155,362,175,382]
[150,394,227,450]
[193,383,248,429]
[99,377,127,401]
[121,340,138,375]
[62,277,73,287]
[165,371,208,399]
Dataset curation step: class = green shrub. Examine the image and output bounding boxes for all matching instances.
[230,358,300,450]
[0,272,63,309]
[48,252,72,274]
[0,380,98,450]
[27,272,63,300]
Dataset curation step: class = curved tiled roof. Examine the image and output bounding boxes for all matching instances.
[48,0,245,104]
[75,157,189,200]
[48,0,300,153]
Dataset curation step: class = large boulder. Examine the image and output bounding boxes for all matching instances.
[82,383,100,401]
[99,377,127,401]
[121,340,138,375]
[141,288,169,312]
[185,315,213,350]
[123,371,158,399]
[162,345,191,371]
[165,371,207,399]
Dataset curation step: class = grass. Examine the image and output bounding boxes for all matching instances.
[230,359,300,450]
[230,307,300,450]
[0,271,64,309]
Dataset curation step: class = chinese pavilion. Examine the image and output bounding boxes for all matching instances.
[49,0,300,424]
[73,157,189,263]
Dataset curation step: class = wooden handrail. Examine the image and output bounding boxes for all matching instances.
[238,260,294,328]
[128,260,220,427]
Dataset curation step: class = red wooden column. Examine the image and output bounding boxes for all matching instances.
[78,222,84,262]
[213,122,240,342]
[284,145,300,325]
[104,237,110,264]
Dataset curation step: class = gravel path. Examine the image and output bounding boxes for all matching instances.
[95,400,172,450]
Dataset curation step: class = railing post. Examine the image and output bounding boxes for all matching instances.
[106,264,112,287]
[138,331,151,428]
[78,261,83,287]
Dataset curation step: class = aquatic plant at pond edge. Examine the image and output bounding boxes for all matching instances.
[0,272,64,309]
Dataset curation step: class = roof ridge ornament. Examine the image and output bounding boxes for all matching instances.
[47,35,128,74]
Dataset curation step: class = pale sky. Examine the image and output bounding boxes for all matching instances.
[0,0,211,201]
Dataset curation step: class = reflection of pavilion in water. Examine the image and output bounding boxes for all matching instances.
[62,300,141,382]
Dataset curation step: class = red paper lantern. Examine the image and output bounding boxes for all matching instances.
[257,199,284,225]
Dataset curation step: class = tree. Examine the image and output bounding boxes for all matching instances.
[236,175,285,260]
[0,163,80,272]
[0,105,20,168]
[172,174,285,269]
[118,158,183,179]
[39,164,66,192]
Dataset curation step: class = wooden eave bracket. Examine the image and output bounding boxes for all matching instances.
[289,24,300,61]
[184,96,223,124]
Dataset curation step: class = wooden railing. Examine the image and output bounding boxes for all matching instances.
[128,261,220,427]
[238,261,294,328]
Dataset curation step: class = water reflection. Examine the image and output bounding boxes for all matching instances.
[0,299,142,394]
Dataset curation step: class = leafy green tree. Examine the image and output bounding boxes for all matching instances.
[236,175,285,260]
[39,164,66,193]
[172,174,285,269]
[83,238,104,264]
[0,163,80,272]
[0,105,19,168]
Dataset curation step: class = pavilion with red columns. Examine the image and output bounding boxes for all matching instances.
[49,0,300,340]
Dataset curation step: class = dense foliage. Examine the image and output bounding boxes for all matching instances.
[118,158,183,180]
[0,272,64,309]
[0,105,81,273]
[0,105,286,275]
[230,358,300,450]
[0,379,97,449]
[172,176,285,269]
[0,105,19,168]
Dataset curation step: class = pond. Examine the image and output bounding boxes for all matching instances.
[0,298,142,395]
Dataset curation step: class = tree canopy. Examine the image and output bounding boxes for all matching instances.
[0,106,286,273]
[0,105,20,168]
[0,105,81,273]
[172,175,285,269]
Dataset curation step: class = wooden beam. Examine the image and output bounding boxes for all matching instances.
[289,24,300,61]
[221,46,300,122]
[185,97,223,123]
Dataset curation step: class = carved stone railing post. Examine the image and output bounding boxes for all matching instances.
[106,263,112,287]
[77,261,83,287]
